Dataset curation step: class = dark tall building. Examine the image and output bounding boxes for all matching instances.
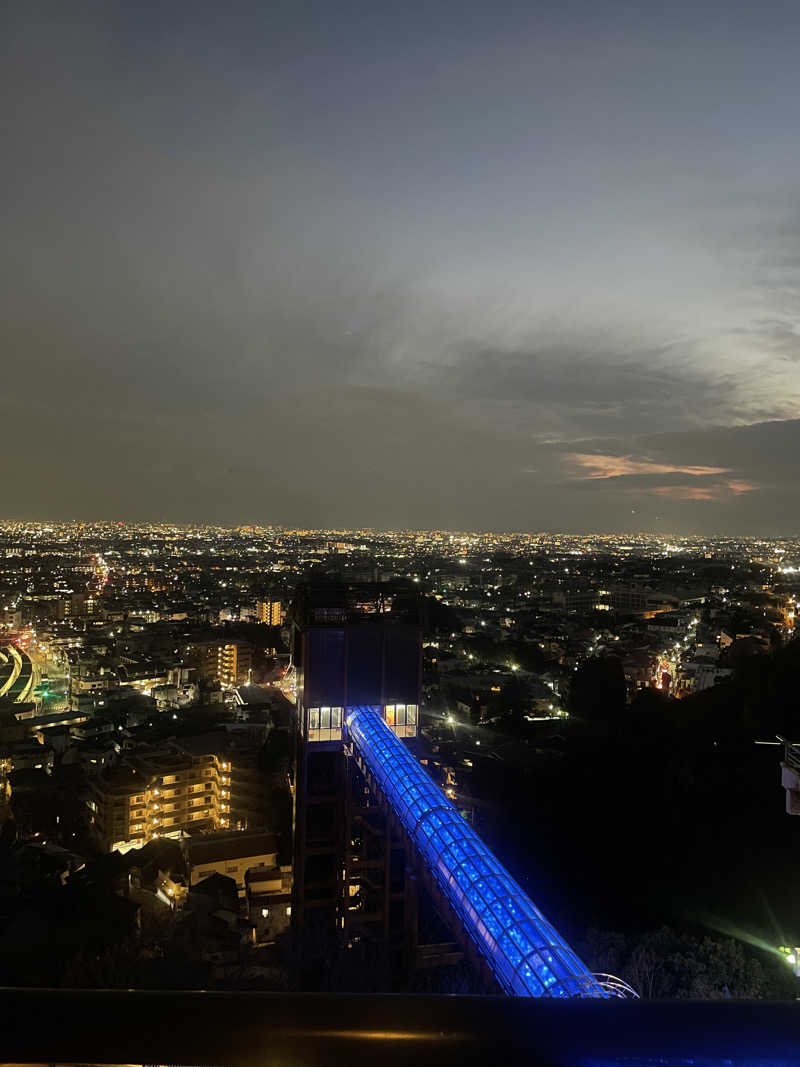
[287,581,601,998]
[289,581,422,945]
[292,581,422,744]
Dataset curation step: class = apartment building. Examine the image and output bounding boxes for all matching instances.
[190,641,253,688]
[88,742,233,852]
[256,600,284,626]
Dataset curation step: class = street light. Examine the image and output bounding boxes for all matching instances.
[779,945,800,978]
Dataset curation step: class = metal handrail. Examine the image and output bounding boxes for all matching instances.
[778,735,800,773]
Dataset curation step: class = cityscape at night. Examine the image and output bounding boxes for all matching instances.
[1,522,799,1006]
[5,0,800,1063]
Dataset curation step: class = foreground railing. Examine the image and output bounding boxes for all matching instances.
[2,988,800,1066]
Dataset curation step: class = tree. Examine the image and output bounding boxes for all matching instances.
[675,936,767,1000]
[585,926,772,999]
[492,675,534,728]
[567,656,627,724]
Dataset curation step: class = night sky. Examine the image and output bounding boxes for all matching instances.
[3,1,800,533]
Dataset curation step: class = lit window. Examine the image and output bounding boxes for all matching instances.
[285,905,292,916]
[307,706,342,742]
[261,907,269,918]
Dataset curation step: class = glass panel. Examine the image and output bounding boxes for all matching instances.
[344,705,602,1000]
[308,708,319,731]
[385,706,395,725]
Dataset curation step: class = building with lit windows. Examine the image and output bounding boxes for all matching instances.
[289,581,423,938]
[287,581,602,998]
[256,599,284,626]
[185,828,286,899]
[88,742,233,851]
[291,581,422,747]
[191,641,252,688]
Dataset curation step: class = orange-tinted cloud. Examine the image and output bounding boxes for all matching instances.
[650,485,721,501]
[650,480,757,501]
[566,453,729,479]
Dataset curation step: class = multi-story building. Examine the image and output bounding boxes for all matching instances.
[0,608,22,630]
[289,581,422,935]
[88,742,233,851]
[607,584,680,615]
[192,641,252,688]
[185,828,284,897]
[291,581,422,745]
[551,587,598,613]
[256,600,284,626]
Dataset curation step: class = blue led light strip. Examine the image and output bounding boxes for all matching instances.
[346,706,606,998]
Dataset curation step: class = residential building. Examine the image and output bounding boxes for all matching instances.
[256,600,284,626]
[184,828,286,899]
[88,742,232,851]
[192,641,253,688]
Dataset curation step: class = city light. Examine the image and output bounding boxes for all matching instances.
[2,518,798,1006]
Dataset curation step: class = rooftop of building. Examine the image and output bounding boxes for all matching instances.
[93,762,147,795]
[233,683,278,706]
[185,828,278,865]
[291,580,421,628]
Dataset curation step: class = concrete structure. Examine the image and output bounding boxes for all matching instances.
[89,742,232,851]
[185,829,285,899]
[289,581,601,998]
[191,641,253,688]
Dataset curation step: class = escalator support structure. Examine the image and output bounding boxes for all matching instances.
[345,705,606,999]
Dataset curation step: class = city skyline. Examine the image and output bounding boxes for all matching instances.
[4,1,800,533]
[3,518,800,540]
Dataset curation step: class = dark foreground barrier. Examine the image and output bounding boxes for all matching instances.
[2,987,800,1067]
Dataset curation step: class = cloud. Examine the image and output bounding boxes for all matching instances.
[649,481,757,502]
[649,486,723,501]
[2,3,800,531]
[565,454,729,480]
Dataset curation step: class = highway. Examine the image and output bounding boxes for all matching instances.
[0,645,38,704]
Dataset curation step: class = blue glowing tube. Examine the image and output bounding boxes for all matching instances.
[345,705,606,998]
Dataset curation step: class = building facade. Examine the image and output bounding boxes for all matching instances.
[191,641,253,688]
[289,581,422,940]
[89,743,233,851]
[256,600,284,626]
